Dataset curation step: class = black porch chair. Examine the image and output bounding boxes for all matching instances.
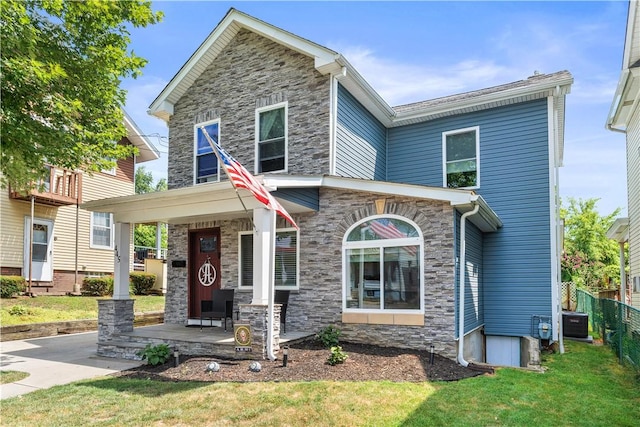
[275,290,290,334]
[201,289,235,331]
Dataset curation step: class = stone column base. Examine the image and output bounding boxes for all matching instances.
[238,303,281,360]
[98,299,134,344]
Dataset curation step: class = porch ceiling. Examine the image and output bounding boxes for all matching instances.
[81,181,315,224]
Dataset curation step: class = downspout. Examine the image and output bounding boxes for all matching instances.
[457,203,480,367]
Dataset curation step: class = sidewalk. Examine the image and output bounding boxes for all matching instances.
[0,331,143,399]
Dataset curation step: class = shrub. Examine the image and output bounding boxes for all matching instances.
[130,272,156,295]
[8,305,32,316]
[327,346,348,366]
[81,276,113,296]
[137,343,171,366]
[0,276,26,298]
[316,325,341,348]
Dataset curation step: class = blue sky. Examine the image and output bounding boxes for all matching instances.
[122,1,629,215]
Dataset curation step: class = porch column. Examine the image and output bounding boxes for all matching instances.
[252,207,275,305]
[156,222,163,259]
[113,222,131,300]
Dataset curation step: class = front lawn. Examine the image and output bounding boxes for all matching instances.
[1,341,638,426]
[0,296,165,326]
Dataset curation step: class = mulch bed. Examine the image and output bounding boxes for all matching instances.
[112,340,491,383]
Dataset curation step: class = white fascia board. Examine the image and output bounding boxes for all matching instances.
[394,76,573,125]
[123,111,160,162]
[607,69,632,129]
[606,217,630,242]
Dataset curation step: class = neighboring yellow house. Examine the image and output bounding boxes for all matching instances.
[0,112,159,295]
[607,0,640,308]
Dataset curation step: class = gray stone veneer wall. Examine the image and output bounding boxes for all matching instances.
[165,187,458,358]
[167,29,331,190]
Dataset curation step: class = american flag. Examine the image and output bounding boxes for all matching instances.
[200,127,298,229]
[369,219,417,256]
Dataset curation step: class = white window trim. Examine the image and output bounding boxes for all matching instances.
[193,118,221,185]
[238,226,299,290]
[442,126,480,189]
[255,101,288,174]
[342,214,424,314]
[90,212,114,250]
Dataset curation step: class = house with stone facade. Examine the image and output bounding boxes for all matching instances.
[84,9,572,367]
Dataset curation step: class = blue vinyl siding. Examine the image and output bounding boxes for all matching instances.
[389,98,552,337]
[335,84,386,180]
[454,212,484,337]
[273,188,319,211]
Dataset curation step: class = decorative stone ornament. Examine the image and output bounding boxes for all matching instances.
[205,361,220,373]
[249,361,262,372]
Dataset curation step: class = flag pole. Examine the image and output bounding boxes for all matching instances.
[199,126,257,233]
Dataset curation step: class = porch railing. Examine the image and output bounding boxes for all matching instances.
[9,166,82,206]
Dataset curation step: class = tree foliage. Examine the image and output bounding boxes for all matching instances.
[0,0,162,190]
[134,166,167,249]
[561,198,625,291]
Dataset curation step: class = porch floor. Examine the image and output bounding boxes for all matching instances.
[123,323,312,346]
[101,323,314,360]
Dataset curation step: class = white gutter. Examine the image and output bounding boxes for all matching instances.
[457,203,480,367]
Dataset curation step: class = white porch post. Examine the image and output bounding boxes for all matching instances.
[113,222,131,300]
[156,222,163,259]
[252,207,275,305]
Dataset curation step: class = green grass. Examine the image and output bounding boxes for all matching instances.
[0,370,29,384]
[1,341,638,426]
[0,296,164,326]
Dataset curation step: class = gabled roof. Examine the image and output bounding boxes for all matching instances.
[607,1,640,131]
[123,111,160,163]
[148,8,571,150]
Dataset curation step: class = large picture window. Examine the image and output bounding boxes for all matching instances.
[91,212,113,249]
[239,228,298,289]
[443,126,479,189]
[343,216,423,312]
[194,120,220,184]
[256,103,287,173]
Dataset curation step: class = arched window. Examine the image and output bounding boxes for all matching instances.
[343,215,423,312]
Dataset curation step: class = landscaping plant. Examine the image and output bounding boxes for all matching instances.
[137,343,171,366]
[0,276,26,298]
[327,345,349,366]
[316,325,341,348]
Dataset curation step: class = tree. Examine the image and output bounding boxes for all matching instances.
[561,198,624,291]
[0,0,162,190]
[135,166,167,194]
[134,166,167,251]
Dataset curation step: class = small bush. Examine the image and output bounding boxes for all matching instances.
[130,272,156,295]
[8,305,32,316]
[316,325,341,348]
[137,343,171,366]
[81,276,113,296]
[327,346,348,366]
[0,276,26,298]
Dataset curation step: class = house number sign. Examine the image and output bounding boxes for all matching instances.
[198,257,217,287]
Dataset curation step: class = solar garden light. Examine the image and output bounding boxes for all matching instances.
[429,344,435,365]
[282,346,289,367]
[174,349,180,367]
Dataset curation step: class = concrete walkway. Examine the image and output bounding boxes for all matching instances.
[0,331,143,400]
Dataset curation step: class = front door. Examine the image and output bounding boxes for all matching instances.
[188,228,221,319]
[23,217,54,282]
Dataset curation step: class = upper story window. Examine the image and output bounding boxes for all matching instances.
[194,120,220,184]
[443,126,480,189]
[239,228,299,290]
[343,215,423,312]
[256,102,287,174]
[90,212,113,249]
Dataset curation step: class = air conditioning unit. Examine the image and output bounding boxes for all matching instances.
[633,276,640,293]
